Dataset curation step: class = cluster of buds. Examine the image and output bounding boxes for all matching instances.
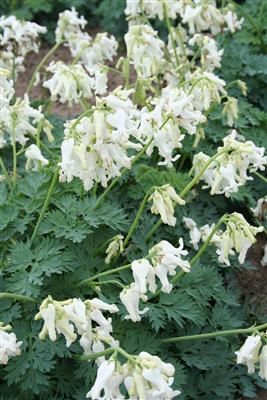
[235,335,267,380]
[193,130,267,198]
[0,322,22,365]
[87,351,181,399]
[35,295,119,356]
[120,239,191,322]
[148,185,185,226]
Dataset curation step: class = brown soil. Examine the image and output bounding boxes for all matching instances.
[15,35,267,400]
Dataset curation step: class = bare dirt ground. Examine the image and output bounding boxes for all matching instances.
[15,35,267,400]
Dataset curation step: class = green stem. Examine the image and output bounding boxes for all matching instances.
[27,132,54,157]
[253,171,267,184]
[227,0,267,54]
[31,165,60,244]
[72,346,135,363]
[145,149,229,242]
[11,117,17,186]
[123,188,155,249]
[177,152,188,172]
[75,263,132,288]
[90,280,125,289]
[163,322,267,343]
[178,48,200,86]
[27,39,66,96]
[80,181,84,201]
[163,3,179,67]
[0,158,12,190]
[0,292,38,304]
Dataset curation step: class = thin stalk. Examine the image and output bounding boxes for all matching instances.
[178,48,201,86]
[123,188,155,249]
[163,322,267,343]
[75,263,132,288]
[0,292,38,304]
[90,280,125,289]
[27,39,66,96]
[11,117,17,186]
[253,171,267,184]
[72,346,135,363]
[31,166,60,244]
[163,3,179,67]
[0,158,12,190]
[27,131,54,157]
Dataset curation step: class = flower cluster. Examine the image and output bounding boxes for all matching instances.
[120,239,191,322]
[0,322,22,365]
[43,61,94,106]
[0,15,46,74]
[183,213,263,266]
[148,184,185,226]
[193,130,267,197]
[124,24,165,79]
[58,89,142,190]
[87,351,181,399]
[235,335,267,380]
[35,295,119,355]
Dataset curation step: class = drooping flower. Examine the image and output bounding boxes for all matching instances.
[149,239,191,293]
[25,144,49,171]
[259,345,267,381]
[148,185,185,226]
[0,323,22,365]
[235,335,262,374]
[120,283,149,322]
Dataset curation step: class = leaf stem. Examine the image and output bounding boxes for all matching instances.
[27,39,66,96]
[0,292,38,304]
[31,165,60,244]
[0,158,12,190]
[163,322,267,343]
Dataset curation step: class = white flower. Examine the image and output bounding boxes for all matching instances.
[148,185,185,227]
[189,34,224,72]
[86,360,116,399]
[183,216,202,250]
[223,10,244,33]
[25,144,49,171]
[235,335,262,374]
[259,345,267,381]
[149,239,191,293]
[125,351,181,399]
[43,61,93,106]
[0,67,14,105]
[35,296,77,347]
[1,94,44,147]
[132,259,156,294]
[0,323,22,365]
[120,283,149,322]
[55,7,87,43]
[0,15,47,56]
[125,24,165,79]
